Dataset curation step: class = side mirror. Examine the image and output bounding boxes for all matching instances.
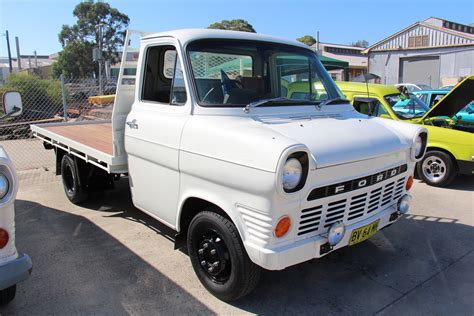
[2,91,23,117]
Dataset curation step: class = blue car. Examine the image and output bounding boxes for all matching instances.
[414,89,474,126]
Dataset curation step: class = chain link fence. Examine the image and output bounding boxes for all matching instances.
[0,73,117,172]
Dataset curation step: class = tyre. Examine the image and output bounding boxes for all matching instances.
[61,155,88,204]
[0,285,16,305]
[187,211,261,301]
[417,150,457,187]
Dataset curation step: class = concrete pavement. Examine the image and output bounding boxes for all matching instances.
[1,170,473,315]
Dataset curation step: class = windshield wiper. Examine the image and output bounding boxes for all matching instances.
[315,97,349,110]
[244,97,319,113]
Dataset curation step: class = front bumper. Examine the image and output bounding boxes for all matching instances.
[458,159,474,175]
[0,253,32,290]
[245,203,400,270]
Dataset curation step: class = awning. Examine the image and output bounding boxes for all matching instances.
[318,55,349,71]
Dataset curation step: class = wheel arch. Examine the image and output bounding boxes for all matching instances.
[174,195,244,250]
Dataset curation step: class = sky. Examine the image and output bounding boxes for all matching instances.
[0,0,473,56]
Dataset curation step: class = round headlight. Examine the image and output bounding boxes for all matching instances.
[328,222,346,246]
[398,194,411,214]
[0,174,9,199]
[282,158,302,191]
[414,135,423,157]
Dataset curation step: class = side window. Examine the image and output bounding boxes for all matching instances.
[142,45,187,105]
[353,98,387,117]
[171,55,187,105]
[417,94,428,104]
[353,100,372,115]
[374,101,389,117]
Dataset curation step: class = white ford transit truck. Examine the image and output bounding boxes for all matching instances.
[31,29,427,301]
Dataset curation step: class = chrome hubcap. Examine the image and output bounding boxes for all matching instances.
[422,156,447,183]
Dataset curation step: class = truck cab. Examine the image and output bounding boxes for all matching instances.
[32,29,427,301]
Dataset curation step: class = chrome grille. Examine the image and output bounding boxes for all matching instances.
[297,176,406,237]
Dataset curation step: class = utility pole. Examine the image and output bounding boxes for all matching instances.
[15,36,21,70]
[5,30,13,73]
[316,31,320,55]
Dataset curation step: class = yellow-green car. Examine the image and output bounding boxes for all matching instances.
[336,76,474,187]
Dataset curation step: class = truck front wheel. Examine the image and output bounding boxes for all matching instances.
[187,211,261,301]
[61,155,88,204]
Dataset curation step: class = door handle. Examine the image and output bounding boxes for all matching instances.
[126,119,138,129]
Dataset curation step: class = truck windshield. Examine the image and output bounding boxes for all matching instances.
[187,39,342,107]
[384,93,430,119]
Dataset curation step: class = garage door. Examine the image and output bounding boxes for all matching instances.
[399,56,440,88]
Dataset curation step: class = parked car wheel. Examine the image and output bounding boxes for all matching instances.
[417,150,456,187]
[61,155,88,204]
[0,285,16,305]
[187,210,261,301]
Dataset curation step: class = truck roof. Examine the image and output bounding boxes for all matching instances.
[142,28,311,49]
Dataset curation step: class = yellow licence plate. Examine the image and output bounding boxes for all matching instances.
[348,219,380,246]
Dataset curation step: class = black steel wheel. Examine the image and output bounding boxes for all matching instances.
[61,155,87,204]
[187,211,261,301]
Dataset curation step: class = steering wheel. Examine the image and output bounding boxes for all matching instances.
[201,87,215,103]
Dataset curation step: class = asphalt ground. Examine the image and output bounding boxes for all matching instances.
[1,170,473,315]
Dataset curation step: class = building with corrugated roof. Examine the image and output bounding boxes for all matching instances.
[363,17,474,88]
[311,42,368,81]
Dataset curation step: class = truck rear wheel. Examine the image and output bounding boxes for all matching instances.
[187,211,261,301]
[61,155,88,204]
[0,285,16,305]
[417,150,456,187]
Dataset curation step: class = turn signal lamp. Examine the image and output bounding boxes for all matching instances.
[406,175,414,191]
[0,229,9,249]
[274,216,291,238]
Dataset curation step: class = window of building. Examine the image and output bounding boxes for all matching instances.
[408,35,429,48]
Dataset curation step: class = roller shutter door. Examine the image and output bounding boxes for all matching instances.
[400,56,440,88]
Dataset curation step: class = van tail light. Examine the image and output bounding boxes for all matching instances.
[0,229,9,249]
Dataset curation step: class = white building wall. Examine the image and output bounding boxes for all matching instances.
[368,46,474,87]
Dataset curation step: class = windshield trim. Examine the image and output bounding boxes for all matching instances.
[185,38,339,108]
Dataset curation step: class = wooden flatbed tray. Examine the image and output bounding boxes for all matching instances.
[42,122,113,156]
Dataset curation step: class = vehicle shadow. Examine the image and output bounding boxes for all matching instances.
[81,178,179,245]
[231,214,474,314]
[1,199,215,315]
[415,174,474,192]
[79,179,474,314]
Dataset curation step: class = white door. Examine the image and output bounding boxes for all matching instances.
[125,41,189,228]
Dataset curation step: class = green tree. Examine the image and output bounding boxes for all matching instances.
[208,19,256,33]
[1,73,62,118]
[52,41,95,78]
[55,0,130,77]
[297,35,317,46]
[352,40,369,48]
